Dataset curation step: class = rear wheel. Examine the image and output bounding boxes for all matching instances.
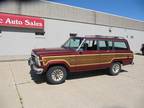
[109,62,121,76]
[46,66,67,84]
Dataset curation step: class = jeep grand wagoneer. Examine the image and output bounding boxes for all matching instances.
[28,35,133,84]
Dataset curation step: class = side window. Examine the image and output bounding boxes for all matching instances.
[70,39,80,48]
[93,40,98,50]
[85,40,93,48]
[98,40,113,50]
[114,41,128,50]
[99,40,108,50]
[82,39,98,51]
[83,40,93,50]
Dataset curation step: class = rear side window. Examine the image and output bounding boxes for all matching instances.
[98,40,113,50]
[114,41,128,50]
[99,40,107,50]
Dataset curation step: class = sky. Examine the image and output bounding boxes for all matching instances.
[48,0,144,21]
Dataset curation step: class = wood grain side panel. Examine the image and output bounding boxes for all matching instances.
[42,53,133,67]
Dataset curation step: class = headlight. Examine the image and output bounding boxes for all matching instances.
[35,56,41,66]
[31,51,41,66]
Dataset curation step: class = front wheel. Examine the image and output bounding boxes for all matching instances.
[109,62,121,76]
[46,66,67,84]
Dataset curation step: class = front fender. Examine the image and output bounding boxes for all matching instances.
[43,59,71,71]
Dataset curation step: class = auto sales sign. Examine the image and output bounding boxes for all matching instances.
[0,13,44,29]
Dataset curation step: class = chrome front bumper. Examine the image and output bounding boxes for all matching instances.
[28,58,44,74]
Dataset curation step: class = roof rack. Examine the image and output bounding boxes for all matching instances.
[85,35,125,39]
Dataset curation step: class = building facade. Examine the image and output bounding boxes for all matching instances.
[0,0,144,59]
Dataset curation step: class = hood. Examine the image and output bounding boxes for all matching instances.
[32,48,75,56]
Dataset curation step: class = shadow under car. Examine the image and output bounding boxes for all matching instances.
[29,69,128,84]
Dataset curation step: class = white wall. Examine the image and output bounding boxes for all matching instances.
[0,18,144,56]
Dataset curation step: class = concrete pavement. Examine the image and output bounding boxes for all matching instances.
[0,55,144,108]
[0,62,21,108]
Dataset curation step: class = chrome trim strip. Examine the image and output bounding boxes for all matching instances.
[42,53,133,58]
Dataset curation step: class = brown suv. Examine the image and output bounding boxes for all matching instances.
[28,35,133,84]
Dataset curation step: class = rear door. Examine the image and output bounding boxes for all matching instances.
[97,40,114,67]
[75,39,116,71]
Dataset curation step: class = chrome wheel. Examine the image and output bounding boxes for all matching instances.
[109,62,121,76]
[47,66,67,84]
[51,69,64,82]
[112,63,120,74]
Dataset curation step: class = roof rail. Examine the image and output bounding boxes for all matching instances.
[85,35,125,39]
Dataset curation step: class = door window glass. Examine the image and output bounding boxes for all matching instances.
[82,40,98,51]
[99,40,108,50]
[98,40,113,50]
[83,40,93,50]
[93,40,98,50]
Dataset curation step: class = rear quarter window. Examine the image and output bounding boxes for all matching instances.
[114,41,128,50]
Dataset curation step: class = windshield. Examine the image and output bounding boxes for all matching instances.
[62,37,82,50]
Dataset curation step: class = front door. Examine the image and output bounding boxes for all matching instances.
[75,39,100,71]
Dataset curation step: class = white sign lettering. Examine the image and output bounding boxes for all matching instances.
[25,19,42,27]
[5,18,23,25]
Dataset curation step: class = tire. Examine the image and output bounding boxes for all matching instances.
[109,62,121,76]
[46,66,67,84]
